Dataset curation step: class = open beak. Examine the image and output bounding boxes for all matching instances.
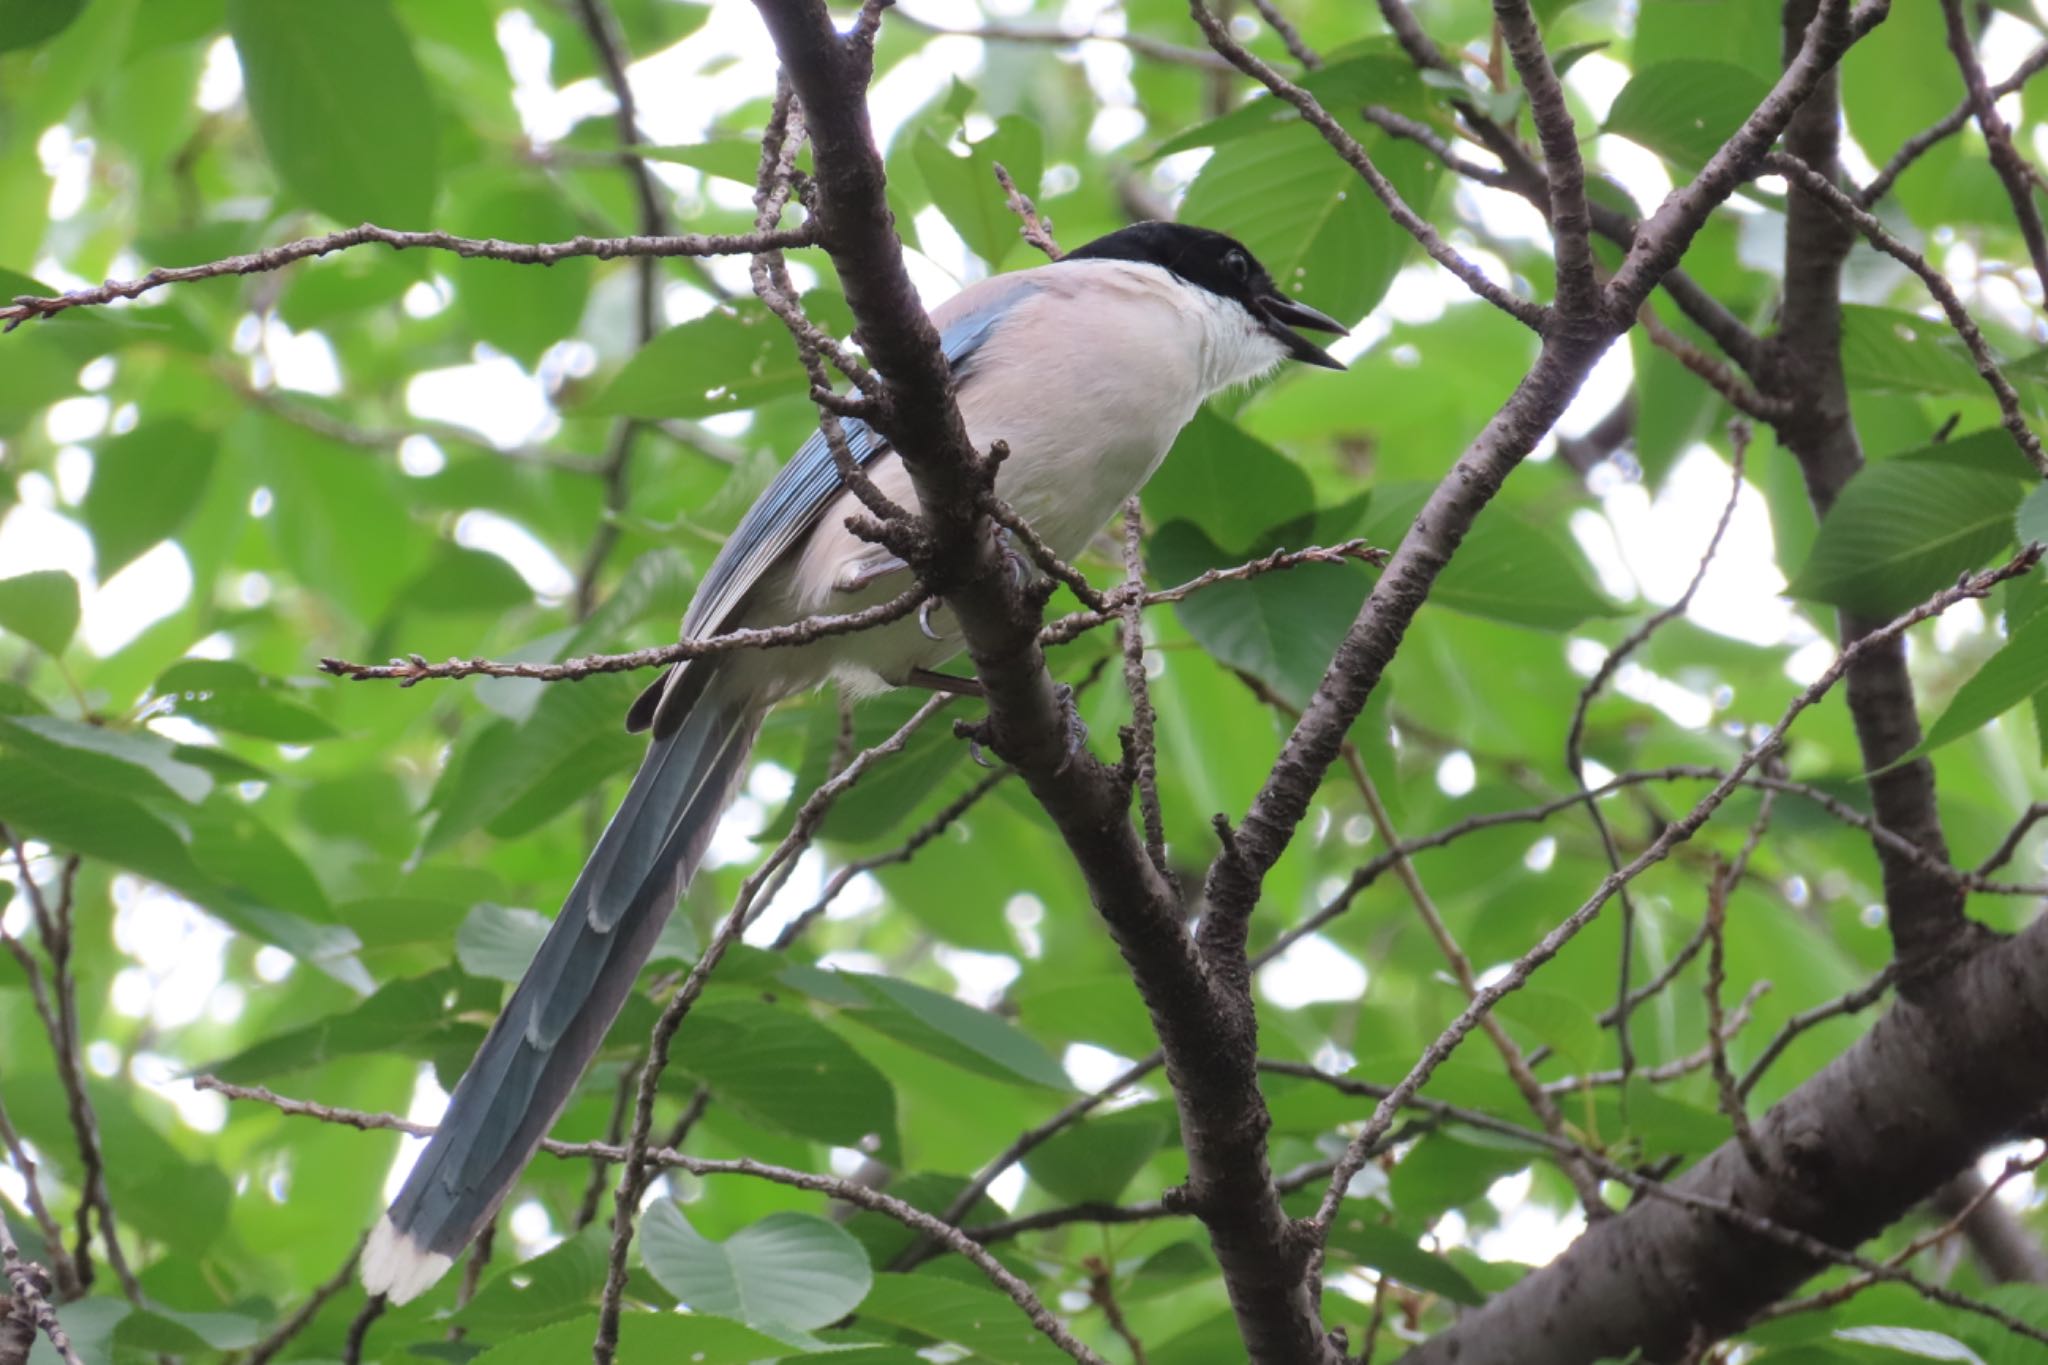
[1256,293,1348,370]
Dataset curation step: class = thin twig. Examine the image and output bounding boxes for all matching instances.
[1860,43,2048,206]
[0,1088,74,1299]
[1084,1256,1151,1365]
[0,222,818,329]
[1752,1146,2048,1324]
[319,583,929,684]
[195,1076,1106,1364]
[994,162,1062,260]
[1977,801,2048,876]
[245,1240,365,1365]
[1038,540,1387,646]
[1736,967,1895,1098]
[1567,431,1748,1088]
[1703,863,1767,1171]
[593,696,955,1363]
[1939,0,2048,303]
[1343,749,1611,1219]
[1767,152,2048,477]
[890,10,1234,71]
[771,763,1013,949]
[1310,548,2042,1239]
[0,1218,81,1365]
[1187,0,1548,331]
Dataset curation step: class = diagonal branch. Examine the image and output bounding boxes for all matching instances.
[1490,0,1598,317]
[751,4,1342,1360]
[1188,0,1549,331]
[1939,0,2048,303]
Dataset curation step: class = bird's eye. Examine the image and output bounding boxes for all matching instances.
[1224,249,1249,280]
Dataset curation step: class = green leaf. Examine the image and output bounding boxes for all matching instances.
[1605,60,1773,171]
[154,659,339,742]
[468,1311,805,1365]
[445,176,594,365]
[1895,428,2041,481]
[81,419,215,575]
[1388,1133,1531,1213]
[912,116,1043,267]
[424,673,641,852]
[0,569,80,655]
[0,714,213,804]
[2017,479,2048,547]
[456,903,548,983]
[1786,463,2022,616]
[585,303,806,420]
[676,1001,898,1159]
[858,1273,1073,1365]
[1023,1103,1172,1204]
[1324,1218,1486,1306]
[758,690,967,846]
[203,970,484,1081]
[1361,484,1619,630]
[1493,988,1603,1068]
[1143,407,1315,556]
[841,974,1070,1091]
[641,1205,873,1334]
[1919,607,2048,756]
[451,1224,611,1334]
[114,1307,265,1353]
[1841,306,2012,398]
[639,139,769,185]
[1151,519,1374,708]
[1181,121,1439,328]
[228,0,440,224]
[1152,49,1429,158]
[1833,1326,1987,1362]
[0,755,367,984]
[404,542,535,614]
[0,0,85,51]
[1551,41,1611,77]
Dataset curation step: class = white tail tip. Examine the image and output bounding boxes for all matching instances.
[361,1216,455,1305]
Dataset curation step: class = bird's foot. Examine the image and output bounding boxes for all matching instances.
[835,554,910,595]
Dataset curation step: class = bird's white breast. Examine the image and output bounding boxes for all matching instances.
[732,258,1288,699]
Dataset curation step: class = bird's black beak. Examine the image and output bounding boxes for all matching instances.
[1256,293,1348,370]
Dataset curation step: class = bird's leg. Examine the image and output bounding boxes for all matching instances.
[834,555,910,595]
[902,668,984,697]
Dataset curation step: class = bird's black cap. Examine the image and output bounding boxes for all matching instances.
[1063,221,1348,369]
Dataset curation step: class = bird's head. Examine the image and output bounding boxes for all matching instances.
[1061,221,1348,371]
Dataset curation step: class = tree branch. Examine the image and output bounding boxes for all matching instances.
[1939,0,2048,302]
[1188,0,1549,331]
[0,223,816,328]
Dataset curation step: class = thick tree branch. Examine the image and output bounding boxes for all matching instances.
[1396,910,2048,1363]
[1198,0,1882,981]
[1490,0,1598,317]
[751,5,1341,1359]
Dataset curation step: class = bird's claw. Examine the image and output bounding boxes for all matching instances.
[918,596,947,641]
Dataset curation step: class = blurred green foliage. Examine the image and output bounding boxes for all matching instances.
[2,0,2046,1360]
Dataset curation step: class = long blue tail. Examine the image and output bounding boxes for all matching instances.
[362,669,762,1303]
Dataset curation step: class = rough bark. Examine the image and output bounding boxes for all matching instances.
[1398,914,2048,1364]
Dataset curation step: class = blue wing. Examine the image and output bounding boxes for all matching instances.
[677,274,1043,643]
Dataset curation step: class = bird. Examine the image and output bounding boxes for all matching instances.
[360,219,1346,1303]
